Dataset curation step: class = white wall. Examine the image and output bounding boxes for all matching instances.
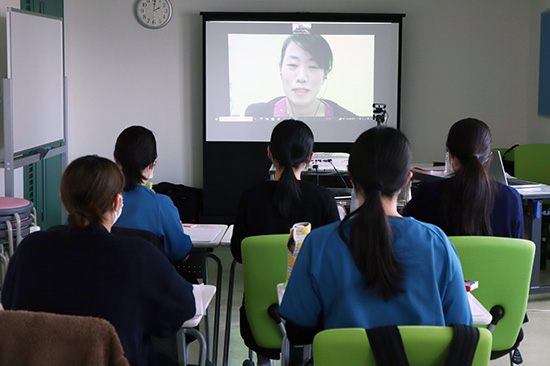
[528,0,550,141]
[62,0,531,188]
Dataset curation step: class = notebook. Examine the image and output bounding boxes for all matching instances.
[488,150,543,188]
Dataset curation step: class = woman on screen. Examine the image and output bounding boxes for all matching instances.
[245,33,357,118]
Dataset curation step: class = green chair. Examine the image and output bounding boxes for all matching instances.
[241,234,289,365]
[313,326,492,366]
[513,143,550,185]
[449,236,535,365]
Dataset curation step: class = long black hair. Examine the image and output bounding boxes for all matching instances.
[269,119,314,217]
[338,126,411,301]
[113,126,157,192]
[445,118,495,235]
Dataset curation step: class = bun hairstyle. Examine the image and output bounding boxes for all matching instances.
[60,155,124,228]
[445,118,495,235]
[269,119,314,217]
[113,126,157,192]
[279,33,333,77]
[339,126,411,301]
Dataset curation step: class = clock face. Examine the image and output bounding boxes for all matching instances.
[136,0,173,29]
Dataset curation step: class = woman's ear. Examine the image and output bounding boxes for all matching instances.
[113,193,123,212]
[267,146,272,160]
[404,170,413,187]
[306,151,314,164]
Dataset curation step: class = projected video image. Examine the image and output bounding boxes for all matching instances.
[228,32,374,119]
[204,16,401,142]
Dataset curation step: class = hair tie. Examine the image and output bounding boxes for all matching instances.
[366,183,383,192]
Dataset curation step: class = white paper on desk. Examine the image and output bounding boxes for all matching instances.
[515,186,550,194]
[192,284,216,317]
[183,226,225,243]
[183,284,216,328]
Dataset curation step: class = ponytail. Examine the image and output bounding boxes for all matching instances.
[274,162,301,217]
[445,118,495,235]
[269,119,314,217]
[339,187,403,302]
[446,156,495,235]
[339,127,410,301]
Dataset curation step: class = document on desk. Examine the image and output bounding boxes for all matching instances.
[514,185,550,195]
[183,224,226,243]
[183,284,216,327]
[412,165,451,178]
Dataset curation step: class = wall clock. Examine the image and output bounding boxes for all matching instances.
[136,0,173,29]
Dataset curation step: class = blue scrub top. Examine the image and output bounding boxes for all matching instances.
[279,216,472,330]
[114,185,193,262]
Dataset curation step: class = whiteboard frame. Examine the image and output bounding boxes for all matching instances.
[1,8,67,197]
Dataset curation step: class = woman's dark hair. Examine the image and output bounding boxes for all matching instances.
[113,125,157,191]
[445,118,495,235]
[279,34,333,76]
[269,119,314,217]
[338,126,411,301]
[60,155,125,228]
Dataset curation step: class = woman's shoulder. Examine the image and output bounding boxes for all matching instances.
[391,216,450,244]
[245,97,284,117]
[322,99,358,118]
[494,181,522,200]
[299,181,334,198]
[131,185,175,206]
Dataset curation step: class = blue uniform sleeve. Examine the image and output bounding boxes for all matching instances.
[279,233,323,329]
[441,239,473,326]
[157,194,193,262]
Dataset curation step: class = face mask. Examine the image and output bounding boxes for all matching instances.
[148,168,154,180]
[350,189,359,213]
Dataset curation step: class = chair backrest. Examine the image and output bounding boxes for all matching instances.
[313,326,492,366]
[242,234,289,349]
[0,310,129,366]
[110,226,166,256]
[449,236,535,352]
[513,143,550,185]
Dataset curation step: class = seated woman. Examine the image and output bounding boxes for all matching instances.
[279,126,472,345]
[113,125,193,263]
[403,118,524,238]
[1,155,195,366]
[231,119,340,365]
[245,33,357,118]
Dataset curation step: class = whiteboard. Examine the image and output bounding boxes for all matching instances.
[7,8,63,154]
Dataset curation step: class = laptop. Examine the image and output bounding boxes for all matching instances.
[488,150,543,188]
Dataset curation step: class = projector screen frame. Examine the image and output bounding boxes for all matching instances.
[201,12,405,222]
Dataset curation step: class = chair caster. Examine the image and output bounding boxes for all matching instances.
[512,348,523,364]
[243,360,255,366]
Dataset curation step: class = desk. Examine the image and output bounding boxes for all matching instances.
[183,224,228,366]
[220,225,237,366]
[412,166,550,294]
[512,186,550,294]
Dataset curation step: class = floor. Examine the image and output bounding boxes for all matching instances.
[189,246,550,366]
